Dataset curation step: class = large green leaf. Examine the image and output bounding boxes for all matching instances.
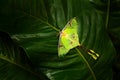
[0,0,117,80]
[104,0,120,80]
[0,31,49,80]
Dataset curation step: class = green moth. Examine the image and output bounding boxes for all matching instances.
[58,17,99,60]
[58,17,80,56]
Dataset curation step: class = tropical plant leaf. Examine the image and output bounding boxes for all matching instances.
[0,0,117,80]
[0,31,49,80]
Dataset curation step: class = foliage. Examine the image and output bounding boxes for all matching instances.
[0,0,119,80]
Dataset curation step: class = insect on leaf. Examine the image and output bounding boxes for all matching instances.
[58,18,99,60]
[58,17,80,56]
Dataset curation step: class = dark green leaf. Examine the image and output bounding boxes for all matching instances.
[0,0,116,80]
[0,31,49,80]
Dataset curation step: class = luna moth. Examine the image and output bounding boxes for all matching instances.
[58,17,99,60]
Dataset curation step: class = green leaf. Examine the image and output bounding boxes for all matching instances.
[0,31,49,80]
[0,0,116,80]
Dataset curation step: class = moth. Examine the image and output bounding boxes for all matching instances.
[58,17,99,60]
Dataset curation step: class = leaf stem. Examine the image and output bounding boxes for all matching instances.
[16,9,60,32]
[105,0,110,28]
[75,48,97,80]
[0,56,46,80]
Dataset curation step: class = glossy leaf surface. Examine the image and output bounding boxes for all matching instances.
[0,0,117,80]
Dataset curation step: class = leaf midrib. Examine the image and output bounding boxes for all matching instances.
[0,55,42,79]
[75,48,97,80]
[16,9,60,32]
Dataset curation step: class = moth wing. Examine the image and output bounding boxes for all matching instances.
[62,17,78,35]
[62,18,80,49]
[58,17,80,56]
[58,35,69,56]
